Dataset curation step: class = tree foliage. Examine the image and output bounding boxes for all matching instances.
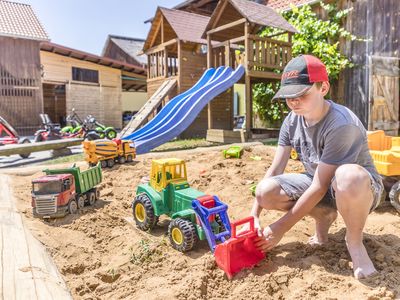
[253,2,356,127]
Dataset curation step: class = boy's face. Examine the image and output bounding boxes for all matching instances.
[285,81,330,116]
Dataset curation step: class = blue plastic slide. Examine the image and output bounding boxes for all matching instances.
[130,65,245,154]
[122,67,222,141]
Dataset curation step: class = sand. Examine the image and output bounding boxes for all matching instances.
[10,144,400,299]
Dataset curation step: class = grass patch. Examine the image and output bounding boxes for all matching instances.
[39,153,85,165]
[151,138,220,152]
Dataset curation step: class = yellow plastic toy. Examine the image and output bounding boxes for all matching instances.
[83,139,136,168]
[367,130,400,213]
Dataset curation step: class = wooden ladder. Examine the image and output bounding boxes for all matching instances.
[119,78,177,138]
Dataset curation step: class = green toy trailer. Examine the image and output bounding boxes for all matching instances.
[32,163,102,218]
[222,146,243,159]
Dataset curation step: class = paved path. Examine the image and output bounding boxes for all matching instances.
[0,175,72,300]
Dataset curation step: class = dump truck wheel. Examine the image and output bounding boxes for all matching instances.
[77,195,85,209]
[107,159,115,168]
[389,182,400,213]
[101,160,107,168]
[118,156,126,164]
[132,194,157,231]
[68,200,78,214]
[168,218,198,252]
[95,189,100,200]
[127,155,133,162]
[88,192,96,206]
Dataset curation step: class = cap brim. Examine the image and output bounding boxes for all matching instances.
[272,84,313,101]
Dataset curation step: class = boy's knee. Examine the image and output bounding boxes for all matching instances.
[334,164,370,195]
[255,178,281,209]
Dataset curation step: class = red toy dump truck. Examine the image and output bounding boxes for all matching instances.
[31,163,102,218]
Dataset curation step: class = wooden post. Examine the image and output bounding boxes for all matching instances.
[177,40,182,92]
[164,47,168,78]
[244,22,250,72]
[207,33,213,129]
[207,34,213,68]
[244,22,251,139]
[245,75,251,140]
[225,40,231,68]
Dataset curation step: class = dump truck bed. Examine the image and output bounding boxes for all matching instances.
[43,163,102,194]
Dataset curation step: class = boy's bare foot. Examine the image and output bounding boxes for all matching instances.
[346,239,377,279]
[308,209,337,245]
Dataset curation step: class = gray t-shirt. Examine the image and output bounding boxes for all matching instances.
[278,100,379,180]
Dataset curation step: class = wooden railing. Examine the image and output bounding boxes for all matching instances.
[148,49,178,80]
[210,35,292,74]
[247,35,292,72]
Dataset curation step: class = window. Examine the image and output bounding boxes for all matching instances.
[72,67,99,83]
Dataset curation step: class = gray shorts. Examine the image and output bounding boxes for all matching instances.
[271,172,384,212]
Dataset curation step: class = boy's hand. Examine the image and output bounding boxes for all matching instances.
[254,225,284,252]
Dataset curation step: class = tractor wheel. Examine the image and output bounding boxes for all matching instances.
[168,218,198,252]
[290,149,299,160]
[127,155,133,162]
[132,194,157,231]
[68,199,78,214]
[389,181,400,213]
[107,159,115,168]
[118,156,126,164]
[77,195,85,209]
[100,160,107,168]
[19,138,31,159]
[106,129,117,140]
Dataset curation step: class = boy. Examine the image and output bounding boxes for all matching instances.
[251,55,383,279]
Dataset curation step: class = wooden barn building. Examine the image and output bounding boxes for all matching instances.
[40,42,147,130]
[0,0,49,135]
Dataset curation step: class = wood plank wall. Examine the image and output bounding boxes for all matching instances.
[41,51,122,128]
[0,37,43,135]
[342,0,400,129]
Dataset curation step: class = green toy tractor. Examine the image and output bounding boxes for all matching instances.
[132,158,226,252]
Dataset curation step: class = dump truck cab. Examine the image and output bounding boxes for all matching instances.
[32,174,76,218]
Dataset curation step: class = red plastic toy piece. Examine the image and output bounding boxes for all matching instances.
[196,195,216,222]
[214,216,265,279]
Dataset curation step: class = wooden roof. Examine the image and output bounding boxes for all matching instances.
[172,0,313,14]
[143,7,210,51]
[0,0,49,41]
[203,0,297,41]
[40,42,147,91]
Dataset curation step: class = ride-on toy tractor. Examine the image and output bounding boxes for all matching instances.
[0,116,31,158]
[132,158,265,278]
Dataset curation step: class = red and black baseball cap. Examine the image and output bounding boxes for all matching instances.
[272,55,329,100]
